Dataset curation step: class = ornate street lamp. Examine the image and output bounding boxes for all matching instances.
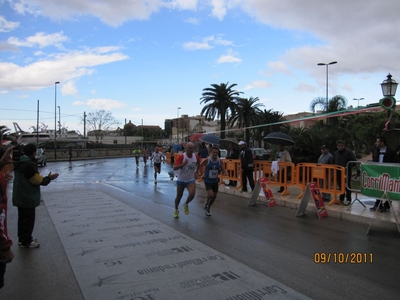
[379,74,398,110]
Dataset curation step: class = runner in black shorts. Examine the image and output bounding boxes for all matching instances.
[200,146,226,216]
[150,147,165,184]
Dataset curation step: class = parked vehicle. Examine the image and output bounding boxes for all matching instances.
[251,148,271,160]
[36,148,47,166]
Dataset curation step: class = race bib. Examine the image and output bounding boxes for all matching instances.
[208,169,219,179]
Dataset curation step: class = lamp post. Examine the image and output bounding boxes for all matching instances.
[380,74,398,130]
[353,98,364,109]
[177,107,181,143]
[381,73,398,98]
[317,61,337,108]
[57,106,61,134]
[54,81,60,160]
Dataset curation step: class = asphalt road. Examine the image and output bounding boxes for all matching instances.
[2,157,400,300]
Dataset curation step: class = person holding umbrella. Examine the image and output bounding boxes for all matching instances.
[238,141,254,192]
[275,143,292,193]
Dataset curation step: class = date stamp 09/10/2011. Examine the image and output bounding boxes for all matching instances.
[314,252,373,264]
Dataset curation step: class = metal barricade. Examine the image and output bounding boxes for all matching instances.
[346,161,366,210]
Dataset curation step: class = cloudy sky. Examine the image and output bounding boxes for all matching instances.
[1,0,399,135]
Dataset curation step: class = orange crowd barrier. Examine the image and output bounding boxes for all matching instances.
[219,159,241,188]
[295,163,346,205]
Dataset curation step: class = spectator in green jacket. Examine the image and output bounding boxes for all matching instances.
[12,143,59,248]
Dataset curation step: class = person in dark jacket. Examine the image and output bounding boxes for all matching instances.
[0,147,14,289]
[12,143,59,248]
[226,144,239,187]
[370,136,399,212]
[333,140,356,205]
[239,141,255,192]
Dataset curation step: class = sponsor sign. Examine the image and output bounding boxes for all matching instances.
[361,162,400,200]
[259,177,276,208]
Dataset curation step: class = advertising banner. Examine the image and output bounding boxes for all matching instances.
[308,182,328,220]
[259,177,276,208]
[360,162,400,200]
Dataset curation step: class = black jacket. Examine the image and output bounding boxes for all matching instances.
[373,147,399,163]
[240,147,254,170]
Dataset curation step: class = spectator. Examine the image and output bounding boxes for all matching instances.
[318,145,334,201]
[0,147,14,289]
[226,143,239,187]
[239,141,254,192]
[333,140,356,205]
[275,143,292,193]
[198,142,209,159]
[12,143,59,248]
[371,136,399,212]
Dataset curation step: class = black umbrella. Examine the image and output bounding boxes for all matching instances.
[263,132,295,146]
[199,134,221,145]
[219,138,239,150]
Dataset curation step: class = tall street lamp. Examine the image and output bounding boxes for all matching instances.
[54,81,60,160]
[353,97,364,109]
[57,106,61,134]
[318,61,337,108]
[177,107,181,143]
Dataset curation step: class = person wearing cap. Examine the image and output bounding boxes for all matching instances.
[238,141,255,192]
[318,145,334,201]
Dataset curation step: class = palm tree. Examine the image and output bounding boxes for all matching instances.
[253,109,289,147]
[200,82,242,139]
[310,95,348,126]
[310,95,348,113]
[228,97,264,145]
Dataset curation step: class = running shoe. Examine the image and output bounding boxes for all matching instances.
[173,210,179,218]
[154,180,157,184]
[20,240,40,248]
[204,200,210,210]
[183,203,189,215]
[205,209,211,217]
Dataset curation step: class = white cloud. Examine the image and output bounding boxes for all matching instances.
[267,61,292,76]
[243,80,272,90]
[72,100,86,106]
[240,0,400,76]
[216,49,241,64]
[210,0,227,21]
[0,15,20,32]
[183,41,213,51]
[8,32,68,49]
[185,17,200,25]
[86,98,127,110]
[294,82,318,93]
[0,46,128,91]
[166,0,198,10]
[61,81,78,96]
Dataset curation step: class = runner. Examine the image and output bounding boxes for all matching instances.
[142,147,150,167]
[150,147,165,184]
[133,148,141,168]
[173,142,200,218]
[199,146,226,216]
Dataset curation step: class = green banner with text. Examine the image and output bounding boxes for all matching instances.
[361,162,400,200]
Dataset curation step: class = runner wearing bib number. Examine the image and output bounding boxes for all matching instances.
[172,142,201,218]
[200,146,226,216]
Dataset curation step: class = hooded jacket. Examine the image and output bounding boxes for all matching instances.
[12,155,51,208]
